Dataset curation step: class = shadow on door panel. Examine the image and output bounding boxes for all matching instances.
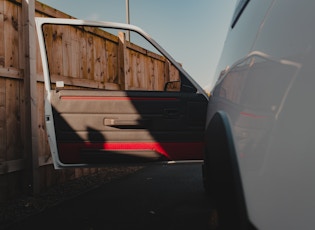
[52,90,207,165]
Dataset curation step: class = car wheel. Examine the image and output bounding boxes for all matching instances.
[203,112,253,230]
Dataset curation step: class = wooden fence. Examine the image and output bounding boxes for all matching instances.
[0,0,180,201]
[42,23,179,91]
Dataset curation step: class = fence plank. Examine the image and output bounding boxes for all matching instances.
[0,67,23,79]
[147,58,154,90]
[51,24,63,77]
[4,1,19,68]
[118,32,126,90]
[79,29,88,79]
[0,0,4,67]
[106,40,118,83]
[0,78,5,163]
[5,79,21,160]
[71,27,80,79]
[156,60,165,90]
[86,34,95,80]
[128,50,137,89]
[137,53,146,89]
[170,63,180,82]
[62,25,71,78]
[93,35,105,82]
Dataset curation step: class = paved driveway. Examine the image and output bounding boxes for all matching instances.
[6,163,216,230]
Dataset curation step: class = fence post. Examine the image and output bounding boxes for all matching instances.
[22,0,39,194]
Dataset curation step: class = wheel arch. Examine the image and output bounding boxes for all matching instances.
[204,111,256,229]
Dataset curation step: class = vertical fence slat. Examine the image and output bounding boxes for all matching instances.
[0,78,5,163]
[106,40,117,84]
[71,27,80,79]
[118,32,126,90]
[137,53,145,89]
[86,34,95,80]
[148,58,158,91]
[0,0,4,67]
[4,0,19,68]
[5,79,21,160]
[129,50,136,88]
[155,60,164,90]
[62,26,71,78]
[94,36,103,82]
[79,30,87,79]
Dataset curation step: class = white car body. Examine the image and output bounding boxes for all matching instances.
[205,0,315,229]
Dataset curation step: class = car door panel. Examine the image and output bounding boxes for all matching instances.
[35,18,208,168]
[51,89,207,165]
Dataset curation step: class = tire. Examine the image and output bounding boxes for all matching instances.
[202,148,212,196]
[203,112,253,230]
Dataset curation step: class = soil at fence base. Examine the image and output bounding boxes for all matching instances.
[0,166,144,229]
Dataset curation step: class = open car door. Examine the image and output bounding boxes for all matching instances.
[35,18,208,168]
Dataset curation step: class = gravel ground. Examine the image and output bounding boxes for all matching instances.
[0,166,144,229]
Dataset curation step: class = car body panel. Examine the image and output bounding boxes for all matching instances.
[208,0,315,229]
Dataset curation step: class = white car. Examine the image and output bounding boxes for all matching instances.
[36,0,315,229]
[203,0,315,229]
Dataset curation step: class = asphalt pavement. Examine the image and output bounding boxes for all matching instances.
[6,163,216,230]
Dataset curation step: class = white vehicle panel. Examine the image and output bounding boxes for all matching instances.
[208,0,315,229]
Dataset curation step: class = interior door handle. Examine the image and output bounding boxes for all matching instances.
[104,118,150,128]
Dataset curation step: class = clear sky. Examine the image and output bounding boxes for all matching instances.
[38,0,237,90]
